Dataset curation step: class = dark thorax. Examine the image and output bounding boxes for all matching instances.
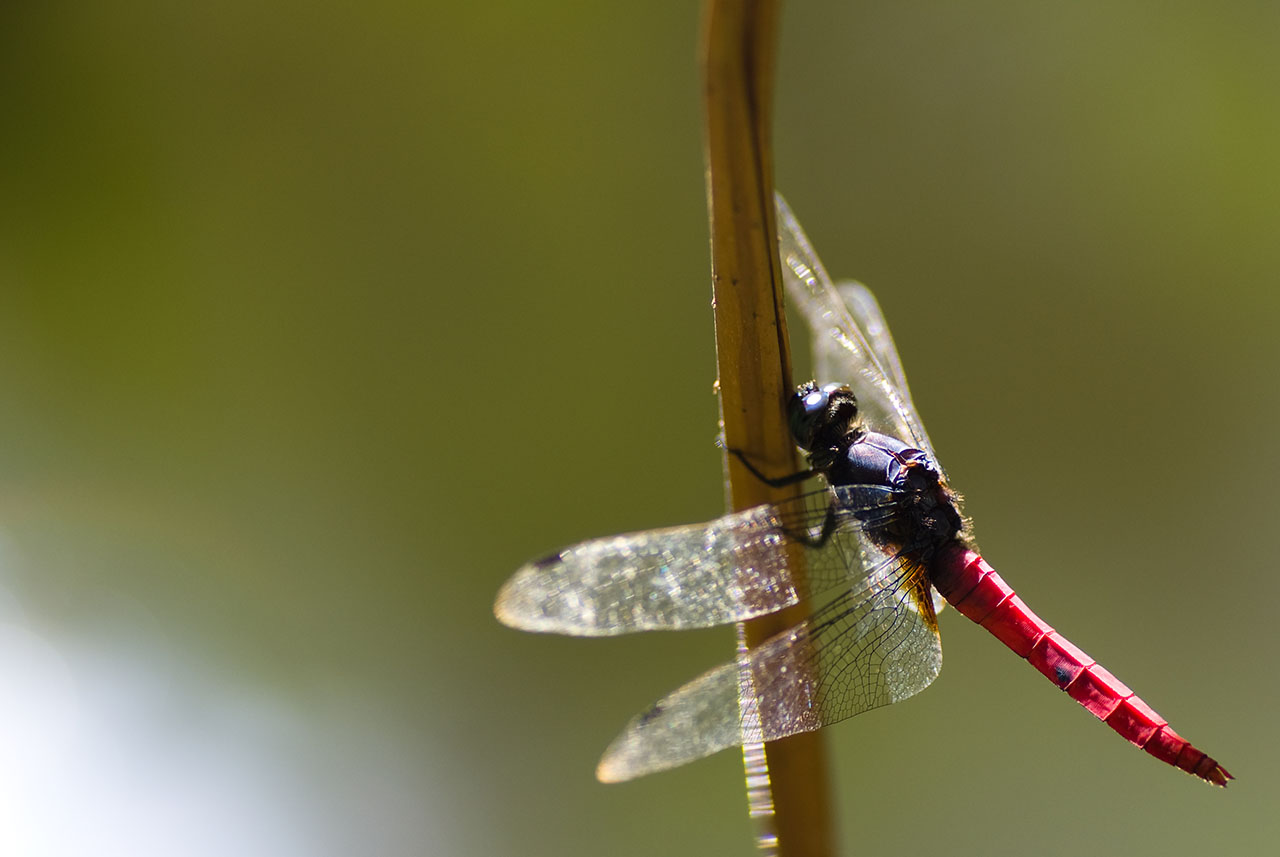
[789,381,966,556]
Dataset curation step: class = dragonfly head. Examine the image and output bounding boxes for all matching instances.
[788,381,859,454]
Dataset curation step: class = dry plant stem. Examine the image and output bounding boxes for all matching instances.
[701,1,836,855]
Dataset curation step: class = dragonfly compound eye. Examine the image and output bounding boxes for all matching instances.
[788,382,857,451]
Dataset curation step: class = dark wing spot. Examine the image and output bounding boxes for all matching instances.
[532,551,565,569]
[638,703,665,726]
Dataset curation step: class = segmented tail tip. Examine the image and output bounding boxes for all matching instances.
[1197,760,1232,787]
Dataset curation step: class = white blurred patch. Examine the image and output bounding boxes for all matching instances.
[0,550,450,857]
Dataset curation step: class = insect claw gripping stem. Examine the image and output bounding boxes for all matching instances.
[727,447,818,488]
[780,503,838,549]
[725,448,836,547]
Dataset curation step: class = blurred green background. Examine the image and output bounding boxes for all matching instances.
[1,1,1276,855]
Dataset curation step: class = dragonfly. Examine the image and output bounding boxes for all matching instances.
[494,195,1231,787]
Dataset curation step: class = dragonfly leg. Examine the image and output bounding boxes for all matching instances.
[727,448,817,488]
[780,502,838,548]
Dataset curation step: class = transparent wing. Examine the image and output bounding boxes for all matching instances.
[596,551,941,782]
[496,486,904,636]
[776,194,943,478]
[833,281,910,398]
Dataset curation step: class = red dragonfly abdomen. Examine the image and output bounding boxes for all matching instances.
[930,545,1231,786]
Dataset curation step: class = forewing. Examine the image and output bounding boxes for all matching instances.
[496,506,796,635]
[596,550,942,781]
[834,282,909,398]
[495,486,904,636]
[776,194,943,475]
